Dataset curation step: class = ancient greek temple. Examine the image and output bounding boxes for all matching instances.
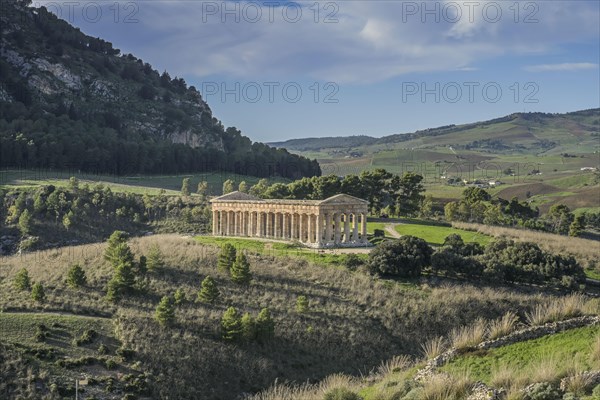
[210,192,370,248]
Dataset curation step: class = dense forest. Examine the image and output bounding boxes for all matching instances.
[0,1,321,178]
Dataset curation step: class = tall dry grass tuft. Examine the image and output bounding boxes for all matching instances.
[421,336,447,360]
[590,335,600,367]
[562,371,597,395]
[377,355,412,377]
[526,294,587,326]
[450,318,487,351]
[490,363,521,389]
[250,374,359,400]
[529,356,564,384]
[488,311,519,340]
[422,372,472,400]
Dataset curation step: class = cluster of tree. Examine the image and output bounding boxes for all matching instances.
[13,268,46,302]
[0,179,212,251]
[0,2,320,179]
[224,169,427,217]
[444,187,586,236]
[217,243,252,284]
[367,234,585,289]
[220,307,275,342]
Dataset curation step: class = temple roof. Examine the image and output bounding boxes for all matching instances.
[210,191,368,205]
[209,191,261,202]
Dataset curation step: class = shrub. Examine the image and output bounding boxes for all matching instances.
[66,264,86,288]
[322,387,362,400]
[14,268,31,291]
[31,282,46,302]
[344,254,363,271]
[522,382,561,400]
[367,236,432,278]
[373,229,385,238]
[296,295,309,313]
[173,288,186,305]
[98,344,109,355]
[197,276,220,303]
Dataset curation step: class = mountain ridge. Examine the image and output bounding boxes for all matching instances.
[269,108,600,154]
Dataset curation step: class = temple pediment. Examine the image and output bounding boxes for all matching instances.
[318,194,369,205]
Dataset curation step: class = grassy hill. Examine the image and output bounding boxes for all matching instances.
[270,109,600,211]
[0,234,569,399]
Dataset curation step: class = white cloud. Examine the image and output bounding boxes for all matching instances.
[36,0,600,84]
[524,63,598,72]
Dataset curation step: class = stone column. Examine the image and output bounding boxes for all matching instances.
[307,214,313,244]
[212,210,217,235]
[352,213,359,242]
[282,213,288,239]
[325,213,332,244]
[298,213,304,242]
[275,212,280,238]
[225,211,230,236]
[292,214,297,240]
[219,211,224,235]
[344,214,350,243]
[316,213,323,246]
[334,213,341,244]
[361,213,368,242]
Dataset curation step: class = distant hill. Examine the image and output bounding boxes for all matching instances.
[270,109,600,156]
[0,1,320,178]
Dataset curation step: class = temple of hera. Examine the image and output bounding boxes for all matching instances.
[210,191,370,248]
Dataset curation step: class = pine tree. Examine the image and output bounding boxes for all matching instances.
[18,209,32,236]
[66,264,86,288]
[104,231,132,267]
[221,307,241,341]
[255,308,275,342]
[197,276,220,303]
[14,268,31,291]
[238,181,248,193]
[217,243,236,272]
[155,296,175,327]
[230,253,252,285]
[197,181,208,199]
[240,313,256,341]
[181,178,190,196]
[31,282,45,302]
[146,245,164,272]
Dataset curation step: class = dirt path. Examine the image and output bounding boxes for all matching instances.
[384,224,402,238]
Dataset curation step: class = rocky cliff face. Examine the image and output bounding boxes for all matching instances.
[0,1,223,150]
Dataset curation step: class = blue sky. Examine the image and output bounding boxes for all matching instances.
[37,1,600,142]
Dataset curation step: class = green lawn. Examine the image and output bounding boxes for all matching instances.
[442,325,600,383]
[393,222,491,245]
[193,236,368,267]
